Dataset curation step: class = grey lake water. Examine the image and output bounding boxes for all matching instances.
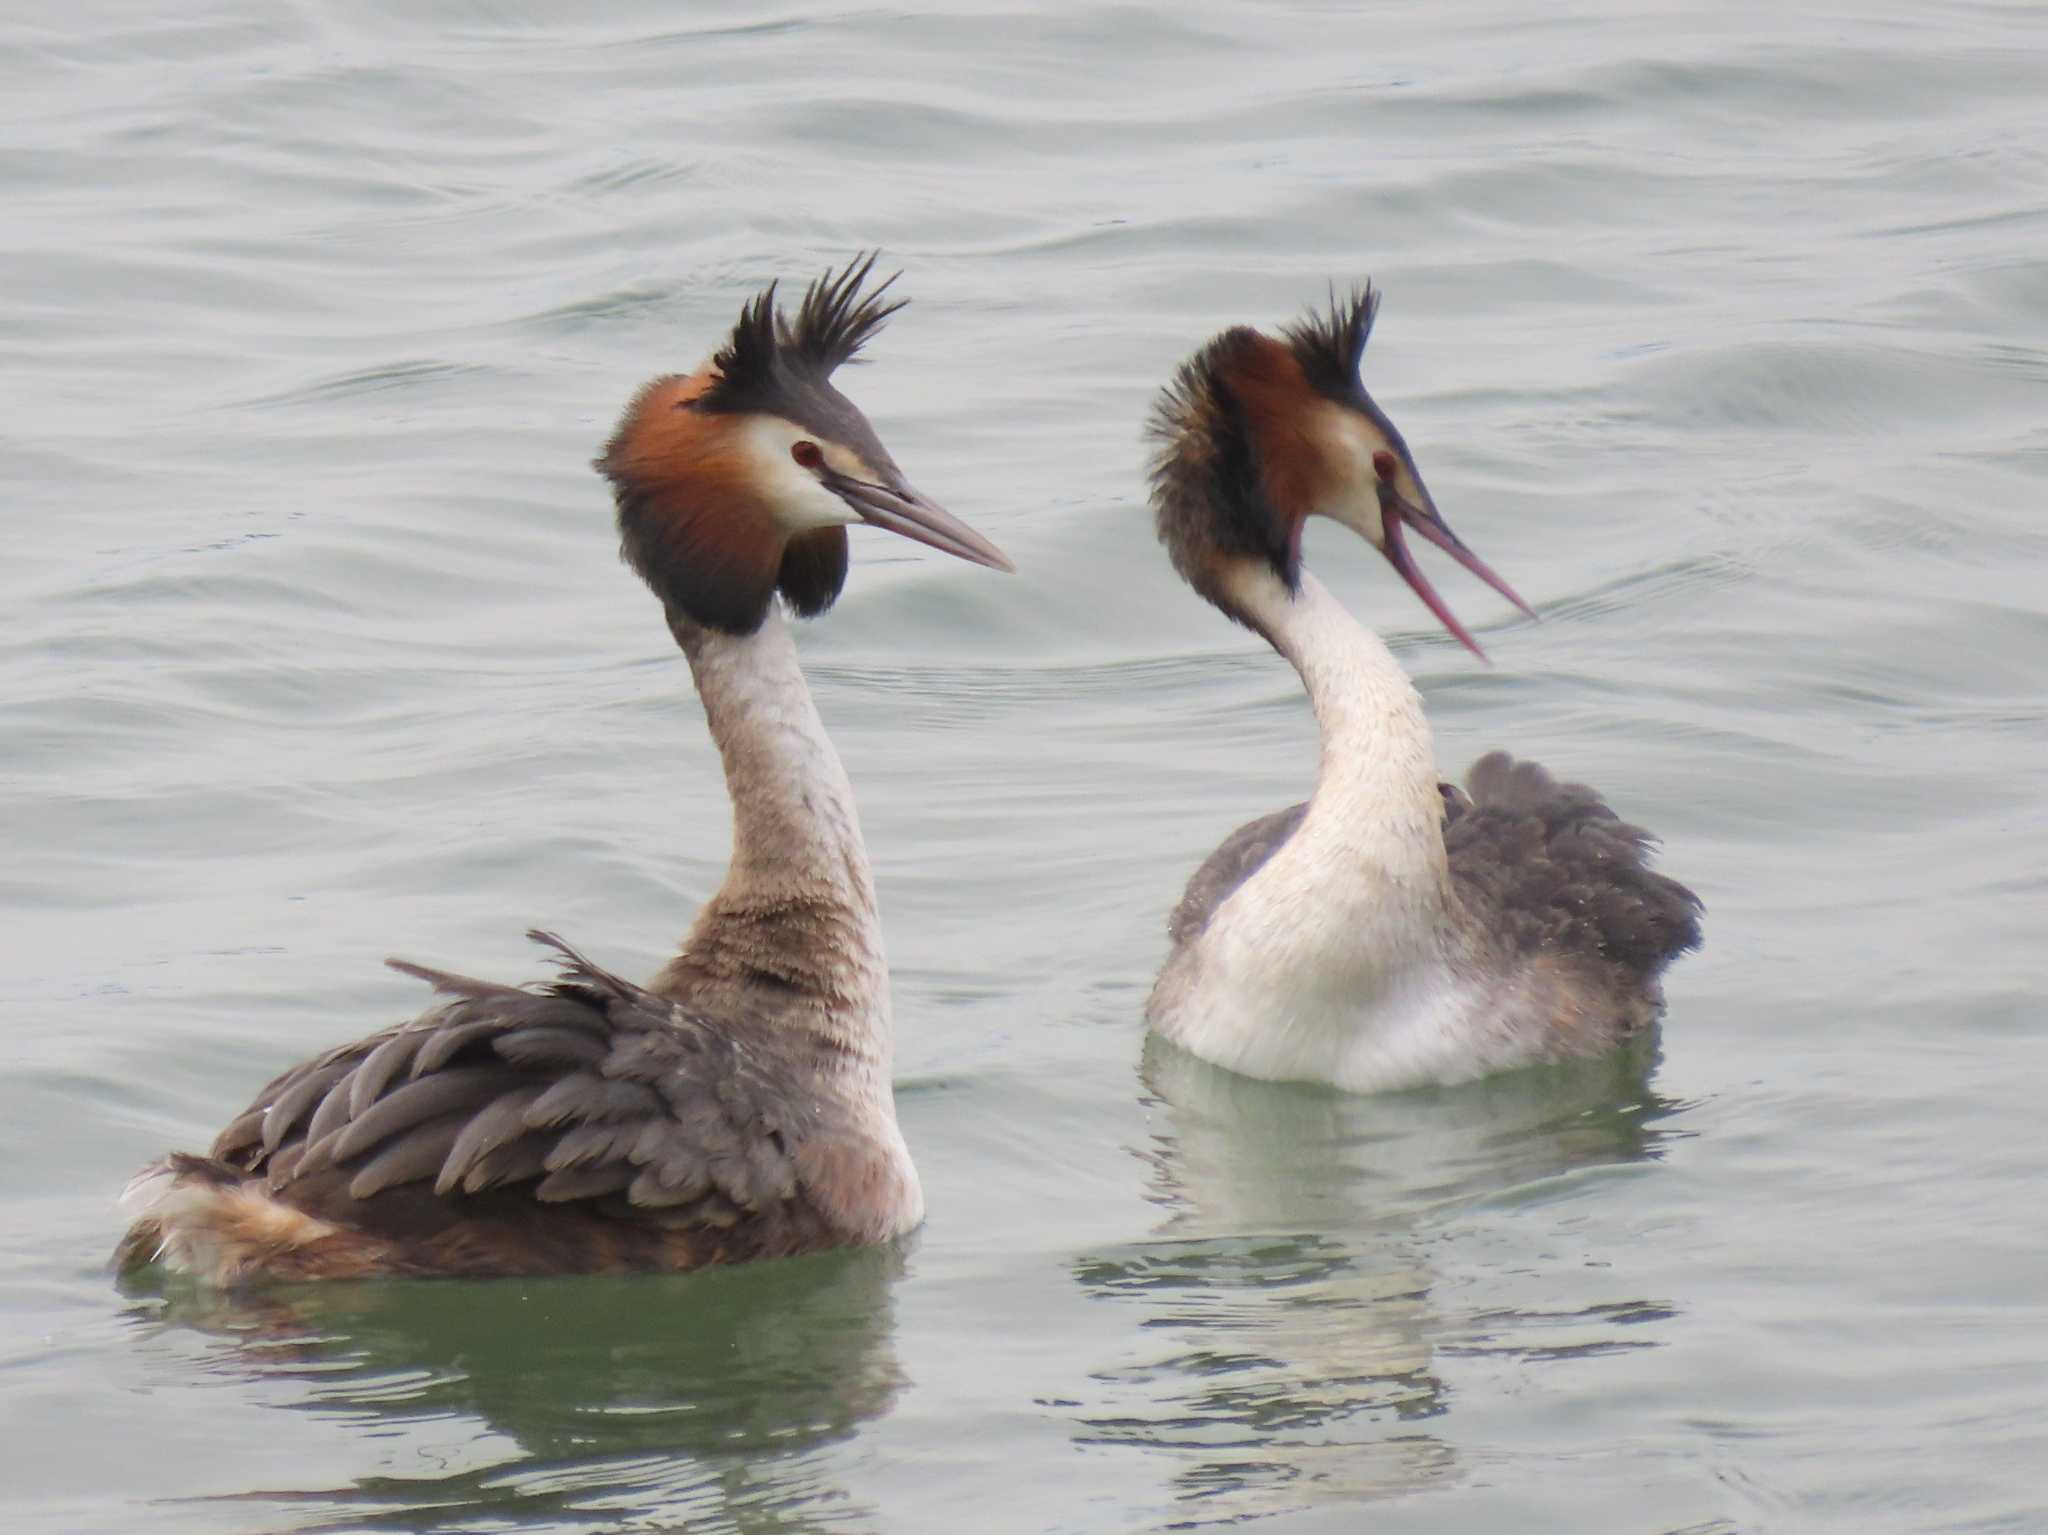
[6,2,2047,1531]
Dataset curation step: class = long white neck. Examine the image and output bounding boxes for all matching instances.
[650,604,890,1071]
[1240,563,1454,961]
[1146,562,1471,1090]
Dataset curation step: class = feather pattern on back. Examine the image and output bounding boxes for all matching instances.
[117,932,908,1283]
[1442,751,1701,982]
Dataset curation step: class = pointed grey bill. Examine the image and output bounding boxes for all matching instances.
[825,471,1014,572]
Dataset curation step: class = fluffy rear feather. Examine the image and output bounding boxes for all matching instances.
[1445,751,1702,982]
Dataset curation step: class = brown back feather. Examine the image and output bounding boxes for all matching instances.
[1446,751,1702,982]
[196,932,854,1275]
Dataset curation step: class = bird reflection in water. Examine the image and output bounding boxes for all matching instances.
[1071,1035,1682,1518]
[117,1244,903,1532]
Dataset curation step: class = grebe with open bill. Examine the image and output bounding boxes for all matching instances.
[1145,285,1699,1092]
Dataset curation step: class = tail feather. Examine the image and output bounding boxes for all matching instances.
[115,1155,342,1285]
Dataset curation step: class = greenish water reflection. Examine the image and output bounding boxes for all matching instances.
[120,1246,904,1531]
[1068,1040,1677,1518]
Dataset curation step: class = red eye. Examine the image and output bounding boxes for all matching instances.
[1372,449,1399,480]
[791,440,824,469]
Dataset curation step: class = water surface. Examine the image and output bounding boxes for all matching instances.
[6,3,2047,1531]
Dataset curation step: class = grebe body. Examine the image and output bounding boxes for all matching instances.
[1145,289,1699,1093]
[119,257,1011,1284]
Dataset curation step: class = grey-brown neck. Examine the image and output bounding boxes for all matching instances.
[648,602,891,1076]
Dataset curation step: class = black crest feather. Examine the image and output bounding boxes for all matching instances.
[786,251,905,371]
[702,253,905,414]
[1280,283,1379,401]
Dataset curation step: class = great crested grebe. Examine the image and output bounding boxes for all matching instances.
[118,256,1011,1284]
[1145,285,1700,1093]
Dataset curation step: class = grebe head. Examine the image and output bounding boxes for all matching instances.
[1149,284,1532,656]
[599,253,1011,635]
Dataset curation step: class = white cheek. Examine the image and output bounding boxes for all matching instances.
[1329,480,1385,542]
[1315,412,1387,542]
[740,417,859,531]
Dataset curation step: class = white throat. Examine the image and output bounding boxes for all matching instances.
[1232,563,1453,960]
[1150,563,1475,1089]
